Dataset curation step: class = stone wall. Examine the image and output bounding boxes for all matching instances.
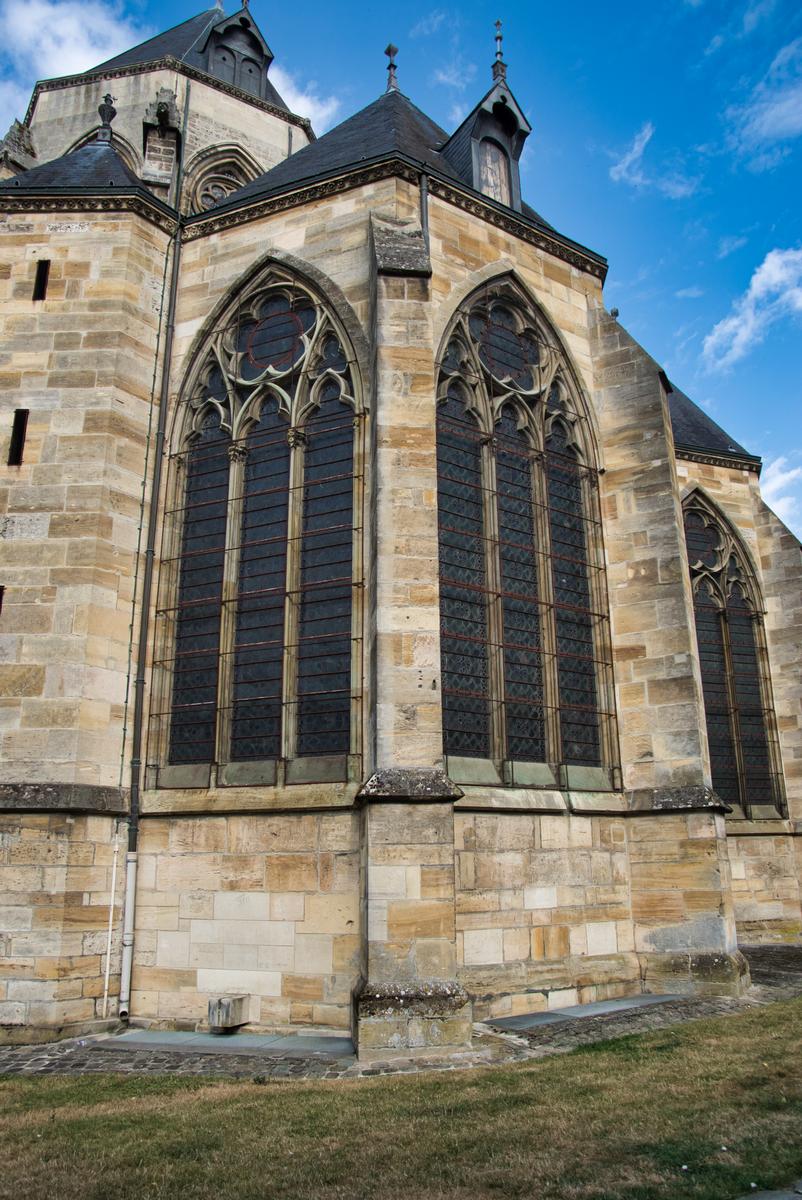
[454,809,639,1018]
[26,70,306,192]
[0,813,124,1043]
[727,827,802,942]
[674,457,802,942]
[130,812,361,1031]
[0,207,170,794]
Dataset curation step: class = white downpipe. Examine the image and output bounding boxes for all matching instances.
[101,828,121,1019]
[118,850,138,1019]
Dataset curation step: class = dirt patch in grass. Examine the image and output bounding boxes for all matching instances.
[3,998,802,1200]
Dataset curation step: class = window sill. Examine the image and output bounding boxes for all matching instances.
[446,756,617,792]
[147,754,352,791]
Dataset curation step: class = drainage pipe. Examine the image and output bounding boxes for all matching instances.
[118,80,190,1020]
[102,825,121,1019]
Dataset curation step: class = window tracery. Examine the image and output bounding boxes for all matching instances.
[149,269,364,788]
[683,494,784,816]
[436,283,617,788]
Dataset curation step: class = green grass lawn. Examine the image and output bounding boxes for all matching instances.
[3,998,802,1200]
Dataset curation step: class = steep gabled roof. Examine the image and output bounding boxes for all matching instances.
[0,138,145,192]
[213,89,459,208]
[91,10,221,72]
[89,6,289,113]
[201,87,577,256]
[666,379,760,467]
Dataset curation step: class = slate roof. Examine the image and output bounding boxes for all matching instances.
[0,138,146,192]
[213,89,458,209]
[91,10,221,71]
[90,7,289,113]
[666,379,760,465]
[203,88,567,248]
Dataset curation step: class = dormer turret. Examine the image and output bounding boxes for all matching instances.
[440,22,531,212]
[202,6,275,99]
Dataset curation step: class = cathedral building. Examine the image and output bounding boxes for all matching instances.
[0,6,800,1055]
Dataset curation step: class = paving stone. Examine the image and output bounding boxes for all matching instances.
[0,946,800,1082]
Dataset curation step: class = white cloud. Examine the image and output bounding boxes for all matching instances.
[703,0,777,55]
[760,454,802,526]
[448,102,468,125]
[0,0,151,130]
[676,286,705,299]
[270,65,340,134]
[410,10,446,38]
[433,57,476,91]
[727,38,802,167]
[609,121,700,199]
[702,247,802,370]
[717,234,748,259]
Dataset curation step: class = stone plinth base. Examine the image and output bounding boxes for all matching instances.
[639,950,750,998]
[0,1018,122,1047]
[355,981,472,1060]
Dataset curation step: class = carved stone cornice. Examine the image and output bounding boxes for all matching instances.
[675,447,761,475]
[183,160,420,241]
[426,175,607,281]
[0,190,175,232]
[183,156,608,284]
[26,57,313,137]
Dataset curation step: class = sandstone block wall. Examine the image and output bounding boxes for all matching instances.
[130,812,361,1030]
[454,810,640,1018]
[26,70,307,192]
[0,813,123,1041]
[0,208,169,793]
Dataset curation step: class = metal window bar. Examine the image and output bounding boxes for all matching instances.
[436,398,614,773]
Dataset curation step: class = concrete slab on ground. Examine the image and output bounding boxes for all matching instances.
[488,993,683,1032]
[90,1030,355,1059]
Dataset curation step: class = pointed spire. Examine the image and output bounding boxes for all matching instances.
[492,19,507,83]
[385,43,399,92]
[97,94,117,143]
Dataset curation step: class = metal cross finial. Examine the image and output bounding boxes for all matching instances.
[385,43,399,92]
[492,19,507,82]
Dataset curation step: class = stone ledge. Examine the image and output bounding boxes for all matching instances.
[628,786,730,814]
[0,782,128,815]
[357,768,463,803]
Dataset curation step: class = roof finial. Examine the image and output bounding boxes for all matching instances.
[97,94,117,143]
[493,19,507,83]
[385,43,399,92]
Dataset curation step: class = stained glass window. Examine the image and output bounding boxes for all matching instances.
[683,501,783,815]
[436,288,615,784]
[152,271,362,784]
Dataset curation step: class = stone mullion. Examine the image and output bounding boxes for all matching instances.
[280,430,306,762]
[481,435,506,762]
[348,413,365,776]
[532,448,562,770]
[750,610,786,815]
[582,468,618,778]
[718,604,748,812]
[213,443,248,775]
[151,451,187,774]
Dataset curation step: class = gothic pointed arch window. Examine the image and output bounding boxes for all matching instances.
[436,283,618,789]
[148,268,364,788]
[683,494,784,817]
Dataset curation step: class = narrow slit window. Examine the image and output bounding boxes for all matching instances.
[7,408,29,466]
[32,259,50,302]
[0,586,5,617]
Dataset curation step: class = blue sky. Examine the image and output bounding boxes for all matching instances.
[1,0,800,534]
